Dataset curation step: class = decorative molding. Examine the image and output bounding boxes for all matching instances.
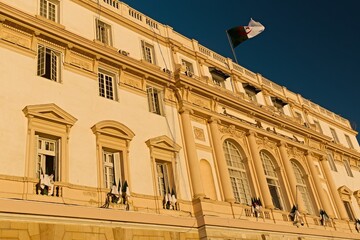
[286,146,304,159]
[193,126,205,141]
[219,125,246,139]
[145,135,181,152]
[256,136,276,151]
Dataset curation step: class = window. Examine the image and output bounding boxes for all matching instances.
[37,45,61,82]
[330,128,339,143]
[103,150,124,189]
[209,67,229,88]
[147,86,163,115]
[313,120,323,134]
[243,84,260,103]
[345,135,354,149]
[37,136,59,181]
[327,152,337,172]
[291,161,314,214]
[146,135,181,201]
[96,19,112,45]
[40,0,59,22]
[343,201,355,221]
[260,151,284,210]
[92,120,135,190]
[223,140,251,205]
[98,70,116,100]
[156,161,174,196]
[23,103,77,185]
[141,40,156,64]
[271,97,287,114]
[181,59,194,77]
[344,159,353,177]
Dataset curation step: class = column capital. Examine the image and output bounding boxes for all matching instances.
[277,141,288,148]
[179,107,193,115]
[246,130,257,137]
[208,116,220,124]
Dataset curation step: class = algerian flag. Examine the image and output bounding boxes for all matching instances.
[227,18,265,48]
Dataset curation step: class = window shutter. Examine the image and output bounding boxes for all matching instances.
[50,50,57,81]
[159,90,164,115]
[37,45,46,77]
[163,164,169,192]
[146,87,155,113]
[113,152,122,184]
[35,135,41,178]
[141,40,146,60]
[55,138,60,181]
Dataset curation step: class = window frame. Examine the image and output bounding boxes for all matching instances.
[36,135,60,181]
[260,151,285,210]
[155,160,174,196]
[291,161,315,214]
[141,40,156,64]
[39,0,59,22]
[223,139,252,205]
[23,104,77,183]
[313,120,323,134]
[98,69,117,100]
[146,85,164,115]
[327,152,338,172]
[345,134,354,149]
[146,135,181,200]
[92,120,135,191]
[330,128,339,143]
[343,159,354,177]
[96,19,112,45]
[37,44,61,82]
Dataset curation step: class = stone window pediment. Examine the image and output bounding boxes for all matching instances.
[23,103,77,126]
[146,135,181,152]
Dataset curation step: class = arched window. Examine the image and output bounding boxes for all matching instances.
[223,140,251,205]
[291,161,314,214]
[260,151,284,210]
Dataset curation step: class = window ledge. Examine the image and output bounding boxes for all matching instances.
[35,15,65,29]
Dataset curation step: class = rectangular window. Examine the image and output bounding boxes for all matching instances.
[345,135,354,149]
[181,59,194,77]
[40,0,59,22]
[103,150,124,189]
[37,136,59,181]
[141,40,156,64]
[344,159,353,177]
[313,120,323,134]
[37,45,61,82]
[146,86,163,115]
[271,98,286,114]
[327,153,337,172]
[96,19,112,45]
[343,201,355,221]
[330,128,339,143]
[98,70,116,100]
[156,161,174,196]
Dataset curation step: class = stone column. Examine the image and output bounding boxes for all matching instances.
[179,107,205,199]
[278,142,306,212]
[246,131,274,209]
[305,152,334,217]
[320,156,349,220]
[208,117,234,202]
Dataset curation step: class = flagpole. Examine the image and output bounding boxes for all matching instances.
[226,31,239,64]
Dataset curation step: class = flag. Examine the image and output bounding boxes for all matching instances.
[227,18,265,48]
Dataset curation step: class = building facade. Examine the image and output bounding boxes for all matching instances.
[0,0,360,239]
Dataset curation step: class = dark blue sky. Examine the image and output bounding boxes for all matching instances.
[123,0,360,137]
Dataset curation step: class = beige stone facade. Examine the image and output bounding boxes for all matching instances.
[0,0,360,239]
